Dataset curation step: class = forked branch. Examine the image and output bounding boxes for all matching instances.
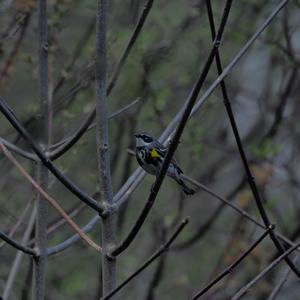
[0,143,101,252]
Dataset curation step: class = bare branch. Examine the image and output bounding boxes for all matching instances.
[231,244,300,300]
[34,0,50,297]
[101,218,189,300]
[0,143,102,252]
[49,97,140,153]
[53,18,96,96]
[0,13,30,89]
[2,207,37,299]
[0,137,37,161]
[96,0,116,294]
[47,215,100,256]
[181,175,298,249]
[0,200,32,249]
[267,255,300,300]
[190,226,273,299]
[106,0,153,93]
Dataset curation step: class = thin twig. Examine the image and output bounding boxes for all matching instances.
[2,208,37,299]
[0,13,30,89]
[265,67,298,138]
[0,200,32,249]
[230,243,300,300]
[101,218,189,300]
[28,201,86,246]
[0,12,28,43]
[53,18,96,96]
[0,143,101,252]
[49,98,140,153]
[267,255,300,300]
[90,98,140,130]
[107,0,153,94]
[181,175,297,249]
[47,215,100,256]
[111,0,233,257]
[0,137,37,161]
[190,226,273,299]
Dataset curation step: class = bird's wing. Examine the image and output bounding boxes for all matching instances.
[151,145,184,173]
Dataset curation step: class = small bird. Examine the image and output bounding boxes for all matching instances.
[134,132,195,195]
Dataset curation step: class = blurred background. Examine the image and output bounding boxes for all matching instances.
[1,0,300,299]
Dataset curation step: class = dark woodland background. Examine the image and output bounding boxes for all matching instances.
[1,0,300,299]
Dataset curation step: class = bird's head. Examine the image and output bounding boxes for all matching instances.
[134,132,154,147]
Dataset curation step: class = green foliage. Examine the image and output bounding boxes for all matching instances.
[251,138,281,159]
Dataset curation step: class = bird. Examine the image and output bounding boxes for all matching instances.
[134,132,195,195]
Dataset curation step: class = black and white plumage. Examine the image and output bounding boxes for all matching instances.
[134,132,195,195]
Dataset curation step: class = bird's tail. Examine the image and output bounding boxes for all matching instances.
[175,177,195,196]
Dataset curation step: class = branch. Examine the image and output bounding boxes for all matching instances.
[110,0,233,257]
[47,215,100,256]
[265,67,298,138]
[0,137,37,161]
[0,200,32,249]
[180,176,299,250]
[90,98,140,131]
[49,97,140,154]
[205,0,300,278]
[34,0,50,297]
[0,143,101,252]
[267,255,299,300]
[48,0,154,160]
[0,13,30,89]
[28,201,86,247]
[2,207,37,299]
[100,218,189,300]
[0,229,36,257]
[53,18,96,96]
[96,0,116,294]
[230,243,300,300]
[0,95,104,214]
[190,226,273,300]
[0,12,28,43]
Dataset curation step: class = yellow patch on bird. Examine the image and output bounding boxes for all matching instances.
[150,148,160,158]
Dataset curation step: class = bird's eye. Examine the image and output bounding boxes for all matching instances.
[143,135,152,143]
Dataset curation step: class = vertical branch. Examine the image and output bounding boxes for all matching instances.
[33,0,51,298]
[96,0,116,295]
[34,167,48,300]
